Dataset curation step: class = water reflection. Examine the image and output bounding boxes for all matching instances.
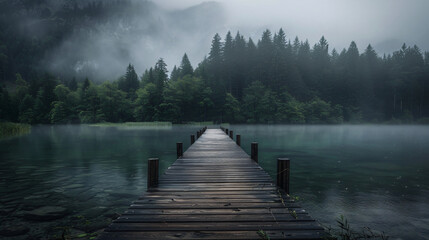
[232,124,429,240]
[1,124,429,239]
[0,124,199,239]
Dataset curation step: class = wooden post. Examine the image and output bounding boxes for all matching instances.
[277,158,290,194]
[236,134,241,146]
[226,128,229,135]
[147,158,159,190]
[196,131,200,139]
[251,142,258,163]
[176,142,183,159]
[229,130,233,139]
[191,135,195,144]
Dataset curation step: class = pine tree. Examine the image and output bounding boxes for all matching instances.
[118,64,139,94]
[292,36,300,57]
[231,32,247,99]
[209,33,222,65]
[223,31,234,92]
[208,33,223,87]
[170,65,179,82]
[179,53,193,78]
[154,58,168,107]
[257,29,274,87]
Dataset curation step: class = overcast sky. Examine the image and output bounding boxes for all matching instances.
[46,0,429,80]
[158,0,429,55]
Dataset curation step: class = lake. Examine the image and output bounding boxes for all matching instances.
[1,124,428,239]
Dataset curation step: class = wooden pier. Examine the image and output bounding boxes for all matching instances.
[98,128,325,239]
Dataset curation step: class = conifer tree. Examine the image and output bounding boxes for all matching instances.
[170,66,179,82]
[179,53,193,78]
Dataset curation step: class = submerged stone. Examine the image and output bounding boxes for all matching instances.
[24,206,69,221]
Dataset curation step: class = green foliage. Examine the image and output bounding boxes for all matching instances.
[2,25,429,124]
[163,75,212,122]
[179,53,194,78]
[223,93,241,122]
[134,83,159,121]
[242,81,268,123]
[118,64,140,96]
[257,230,271,240]
[79,84,104,123]
[323,215,389,240]
[99,82,132,122]
[305,98,343,124]
[277,98,306,123]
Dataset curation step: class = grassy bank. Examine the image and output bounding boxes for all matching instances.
[0,122,31,138]
[90,122,216,127]
[89,122,172,127]
[180,121,213,126]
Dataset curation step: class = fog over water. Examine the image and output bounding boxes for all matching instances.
[43,0,429,81]
[1,125,429,239]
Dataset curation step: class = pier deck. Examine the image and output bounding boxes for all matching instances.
[98,129,325,239]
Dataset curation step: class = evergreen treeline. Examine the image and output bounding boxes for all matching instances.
[1,29,429,124]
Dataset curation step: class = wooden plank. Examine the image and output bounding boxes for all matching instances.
[99,129,325,240]
[114,214,314,222]
[123,208,308,215]
[99,230,325,240]
[104,222,324,231]
[139,194,283,199]
[129,202,302,209]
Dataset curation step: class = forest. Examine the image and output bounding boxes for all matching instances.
[1,1,429,124]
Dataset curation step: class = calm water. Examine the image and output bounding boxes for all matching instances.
[1,125,429,239]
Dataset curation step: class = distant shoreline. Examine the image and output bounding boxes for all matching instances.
[2,120,429,130]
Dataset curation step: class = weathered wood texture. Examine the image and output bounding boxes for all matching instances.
[99,129,325,240]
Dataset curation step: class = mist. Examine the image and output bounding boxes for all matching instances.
[43,1,226,81]
[42,0,429,81]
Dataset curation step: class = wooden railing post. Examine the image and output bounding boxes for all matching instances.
[236,135,241,146]
[196,131,200,139]
[176,142,183,159]
[147,158,159,190]
[251,142,258,163]
[229,130,233,140]
[191,135,195,144]
[277,158,290,195]
[226,128,229,135]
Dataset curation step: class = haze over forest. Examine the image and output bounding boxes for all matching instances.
[1,0,429,124]
[1,0,429,81]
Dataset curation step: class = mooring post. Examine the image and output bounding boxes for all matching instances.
[226,128,229,135]
[236,134,241,146]
[277,158,290,195]
[251,142,258,163]
[229,130,234,139]
[176,142,183,159]
[147,158,159,190]
[191,135,195,144]
[196,131,200,139]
